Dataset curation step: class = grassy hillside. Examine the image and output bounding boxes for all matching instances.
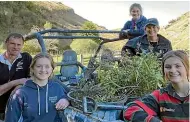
[160,12,189,50]
[0,1,188,51]
[103,12,189,51]
[0,1,88,43]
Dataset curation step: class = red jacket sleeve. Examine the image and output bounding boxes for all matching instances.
[124,90,161,122]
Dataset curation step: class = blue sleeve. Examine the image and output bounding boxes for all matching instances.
[121,21,130,31]
[5,90,23,122]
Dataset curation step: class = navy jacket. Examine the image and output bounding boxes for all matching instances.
[124,34,172,58]
[121,15,147,39]
[5,80,68,122]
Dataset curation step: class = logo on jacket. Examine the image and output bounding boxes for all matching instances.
[16,60,23,71]
[160,107,175,112]
[49,96,58,103]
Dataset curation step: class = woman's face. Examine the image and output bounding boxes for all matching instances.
[33,57,53,81]
[130,7,141,20]
[164,57,188,84]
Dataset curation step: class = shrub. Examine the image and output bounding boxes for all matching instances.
[70,39,98,54]
[80,21,100,44]
[97,54,166,102]
[76,54,166,102]
[22,39,41,54]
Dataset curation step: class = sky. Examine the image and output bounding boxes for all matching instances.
[62,1,189,30]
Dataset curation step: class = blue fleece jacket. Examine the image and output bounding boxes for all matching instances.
[121,15,147,39]
[5,80,68,122]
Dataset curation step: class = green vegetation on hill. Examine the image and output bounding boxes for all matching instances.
[103,12,190,51]
[0,1,87,43]
[159,12,189,50]
[0,1,188,52]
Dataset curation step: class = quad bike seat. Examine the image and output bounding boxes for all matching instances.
[56,50,86,85]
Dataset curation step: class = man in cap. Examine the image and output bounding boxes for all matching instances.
[122,18,172,58]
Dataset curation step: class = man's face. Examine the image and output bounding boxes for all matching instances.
[145,24,160,37]
[5,37,23,56]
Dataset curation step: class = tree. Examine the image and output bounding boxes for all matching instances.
[81,21,100,44]
[70,39,98,54]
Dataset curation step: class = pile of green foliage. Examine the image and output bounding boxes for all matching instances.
[74,54,166,103]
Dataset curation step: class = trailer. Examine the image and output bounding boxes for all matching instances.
[25,29,138,122]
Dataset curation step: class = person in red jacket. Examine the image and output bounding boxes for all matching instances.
[124,50,189,122]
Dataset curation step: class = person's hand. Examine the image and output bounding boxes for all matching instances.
[55,98,69,110]
[120,29,130,39]
[15,78,29,86]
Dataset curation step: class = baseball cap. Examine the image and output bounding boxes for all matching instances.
[145,18,159,27]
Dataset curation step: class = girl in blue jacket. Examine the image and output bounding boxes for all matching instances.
[5,53,69,122]
[120,3,147,56]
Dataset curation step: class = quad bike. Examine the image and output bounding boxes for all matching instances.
[25,29,138,122]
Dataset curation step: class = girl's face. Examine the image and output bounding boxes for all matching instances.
[130,7,141,20]
[164,57,188,84]
[33,57,53,81]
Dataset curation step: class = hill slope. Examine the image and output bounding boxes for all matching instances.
[104,12,190,51]
[159,12,189,50]
[0,1,88,43]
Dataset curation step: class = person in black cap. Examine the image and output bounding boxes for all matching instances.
[122,18,172,58]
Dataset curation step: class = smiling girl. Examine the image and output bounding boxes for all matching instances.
[120,3,147,56]
[5,53,69,122]
[124,50,189,122]
[120,3,147,40]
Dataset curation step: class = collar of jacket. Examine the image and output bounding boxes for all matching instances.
[132,15,146,23]
[140,34,169,45]
[0,53,22,70]
[161,83,189,102]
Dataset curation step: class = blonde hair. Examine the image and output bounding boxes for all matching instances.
[162,50,189,80]
[30,53,55,79]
